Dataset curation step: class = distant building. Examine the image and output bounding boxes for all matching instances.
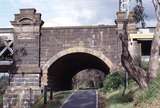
[129,27,155,62]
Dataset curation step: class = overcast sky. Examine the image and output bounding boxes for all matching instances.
[0,0,156,27]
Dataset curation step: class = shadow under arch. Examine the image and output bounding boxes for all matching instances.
[42,47,114,91]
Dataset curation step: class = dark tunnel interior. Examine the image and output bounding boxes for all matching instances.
[47,52,110,91]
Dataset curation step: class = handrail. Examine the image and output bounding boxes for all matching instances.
[0,60,13,65]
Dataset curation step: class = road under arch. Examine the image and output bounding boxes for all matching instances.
[47,52,110,91]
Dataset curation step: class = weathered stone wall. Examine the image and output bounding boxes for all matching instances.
[3,87,41,108]
[40,26,121,70]
[3,74,41,108]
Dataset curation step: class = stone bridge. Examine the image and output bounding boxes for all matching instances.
[0,9,136,107]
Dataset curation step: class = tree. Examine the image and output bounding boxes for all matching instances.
[120,0,160,89]
[148,0,160,81]
[133,0,145,27]
[120,24,148,88]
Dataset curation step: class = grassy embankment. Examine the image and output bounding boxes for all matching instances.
[100,72,160,108]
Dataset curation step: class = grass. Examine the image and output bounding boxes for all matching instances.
[32,90,73,108]
[100,73,160,108]
[134,73,160,108]
[105,89,134,108]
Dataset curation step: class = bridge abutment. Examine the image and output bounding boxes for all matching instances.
[3,9,43,108]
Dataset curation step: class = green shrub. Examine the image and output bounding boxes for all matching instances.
[103,72,124,92]
[141,61,149,71]
[136,73,160,103]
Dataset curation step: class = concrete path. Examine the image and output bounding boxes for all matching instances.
[61,90,97,108]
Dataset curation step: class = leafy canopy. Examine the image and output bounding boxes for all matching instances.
[133,0,145,28]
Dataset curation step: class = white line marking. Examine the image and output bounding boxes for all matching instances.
[96,90,98,108]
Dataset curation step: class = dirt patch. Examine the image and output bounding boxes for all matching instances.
[135,97,160,108]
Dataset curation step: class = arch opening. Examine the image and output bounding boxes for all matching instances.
[72,69,105,89]
[47,52,110,91]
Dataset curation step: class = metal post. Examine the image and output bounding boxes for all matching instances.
[125,71,128,87]
[119,0,121,11]
[123,71,128,95]
[29,88,32,107]
[50,88,53,100]
[44,86,47,104]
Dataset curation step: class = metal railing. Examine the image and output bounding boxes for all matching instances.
[0,39,13,66]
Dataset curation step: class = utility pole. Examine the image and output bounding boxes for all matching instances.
[119,0,130,17]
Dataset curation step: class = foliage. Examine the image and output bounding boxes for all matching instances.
[101,73,160,108]
[108,92,134,108]
[135,73,160,103]
[103,72,124,92]
[133,5,145,27]
[133,0,146,27]
[99,88,134,108]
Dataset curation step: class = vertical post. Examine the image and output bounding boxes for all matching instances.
[50,88,53,100]
[29,88,32,107]
[125,71,128,87]
[8,73,11,86]
[119,0,121,11]
[44,86,47,104]
[123,71,128,95]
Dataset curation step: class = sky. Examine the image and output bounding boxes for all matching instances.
[0,0,157,27]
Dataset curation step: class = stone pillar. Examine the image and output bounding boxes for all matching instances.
[116,11,127,31]
[127,11,137,34]
[3,8,44,108]
[116,11,136,33]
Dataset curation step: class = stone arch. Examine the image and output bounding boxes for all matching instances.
[42,47,114,71]
[41,47,114,87]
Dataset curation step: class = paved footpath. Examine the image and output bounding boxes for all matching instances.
[61,90,97,108]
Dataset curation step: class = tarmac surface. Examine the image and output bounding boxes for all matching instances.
[61,90,97,108]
